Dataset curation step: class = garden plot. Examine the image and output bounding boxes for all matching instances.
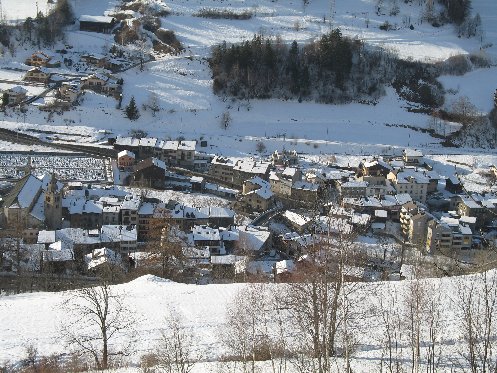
[0,154,108,182]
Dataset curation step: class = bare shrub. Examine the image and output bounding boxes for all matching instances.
[194,8,253,20]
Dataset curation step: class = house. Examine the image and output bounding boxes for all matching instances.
[402,149,423,165]
[85,247,123,273]
[137,202,167,241]
[399,202,431,246]
[133,157,167,188]
[211,255,248,279]
[387,169,429,203]
[282,210,313,234]
[457,196,489,229]
[271,149,299,167]
[188,225,225,255]
[241,177,274,212]
[79,15,117,33]
[40,241,75,274]
[270,167,302,198]
[117,150,135,170]
[80,53,107,67]
[58,82,81,102]
[426,219,472,253]
[81,73,122,97]
[170,204,235,231]
[190,176,205,192]
[445,175,463,194]
[25,51,61,68]
[209,156,235,184]
[38,225,138,260]
[338,180,368,199]
[232,159,271,187]
[291,181,319,205]
[23,67,51,84]
[2,86,27,105]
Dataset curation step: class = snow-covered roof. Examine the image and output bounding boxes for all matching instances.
[233,159,270,174]
[178,141,196,151]
[190,225,220,242]
[238,225,271,251]
[341,180,368,188]
[293,181,319,191]
[79,15,115,24]
[7,86,27,95]
[5,174,42,209]
[403,149,423,157]
[139,138,158,148]
[115,136,140,147]
[283,210,312,227]
[86,247,122,270]
[375,210,388,218]
[394,169,429,184]
[118,150,135,159]
[211,156,235,166]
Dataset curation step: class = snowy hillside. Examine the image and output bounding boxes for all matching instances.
[0,271,495,371]
[0,0,494,157]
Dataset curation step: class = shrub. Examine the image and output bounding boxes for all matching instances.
[194,8,253,20]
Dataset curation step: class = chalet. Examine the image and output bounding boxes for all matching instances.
[81,73,122,98]
[80,53,106,66]
[23,67,51,84]
[117,150,135,170]
[133,157,167,188]
[79,15,117,33]
[25,51,61,68]
[2,86,27,105]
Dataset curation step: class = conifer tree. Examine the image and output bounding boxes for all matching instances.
[125,96,140,120]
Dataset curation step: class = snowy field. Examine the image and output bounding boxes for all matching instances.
[0,272,493,371]
[0,0,495,160]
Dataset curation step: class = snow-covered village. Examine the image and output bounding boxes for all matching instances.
[1,0,497,371]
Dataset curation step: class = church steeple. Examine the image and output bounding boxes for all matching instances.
[44,173,62,230]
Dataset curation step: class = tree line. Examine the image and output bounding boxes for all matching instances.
[210,30,446,109]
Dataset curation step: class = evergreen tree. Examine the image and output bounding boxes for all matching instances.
[125,96,140,120]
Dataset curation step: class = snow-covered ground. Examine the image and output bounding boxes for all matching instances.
[0,272,492,371]
[0,0,495,160]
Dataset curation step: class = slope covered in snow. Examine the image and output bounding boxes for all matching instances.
[0,271,495,371]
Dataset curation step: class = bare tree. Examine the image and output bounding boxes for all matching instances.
[457,270,497,373]
[156,306,199,373]
[282,222,365,373]
[61,282,135,370]
[221,283,289,373]
[220,111,232,130]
